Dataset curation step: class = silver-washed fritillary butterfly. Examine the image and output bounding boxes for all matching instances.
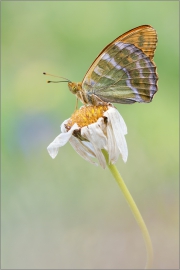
[68,25,158,105]
[44,25,158,105]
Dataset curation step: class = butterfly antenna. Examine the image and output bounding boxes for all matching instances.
[43,72,72,83]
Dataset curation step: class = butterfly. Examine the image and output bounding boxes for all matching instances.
[44,25,158,105]
[66,25,158,106]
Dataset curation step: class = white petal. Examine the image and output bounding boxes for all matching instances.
[105,107,127,135]
[47,123,78,159]
[82,141,96,157]
[81,120,107,168]
[69,136,98,166]
[105,108,128,162]
[106,121,120,164]
[82,118,107,149]
[61,119,70,133]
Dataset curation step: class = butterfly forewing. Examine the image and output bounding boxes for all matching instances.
[118,25,157,60]
[82,25,158,104]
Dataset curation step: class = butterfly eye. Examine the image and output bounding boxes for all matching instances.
[68,82,78,94]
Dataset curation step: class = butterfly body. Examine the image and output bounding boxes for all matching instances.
[68,25,158,105]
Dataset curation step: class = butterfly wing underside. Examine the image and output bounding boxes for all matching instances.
[82,25,158,104]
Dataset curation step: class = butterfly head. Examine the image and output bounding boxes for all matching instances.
[68,82,88,104]
[68,82,82,94]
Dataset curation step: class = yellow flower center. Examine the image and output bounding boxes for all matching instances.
[66,105,108,129]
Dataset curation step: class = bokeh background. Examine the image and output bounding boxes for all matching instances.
[1,1,179,269]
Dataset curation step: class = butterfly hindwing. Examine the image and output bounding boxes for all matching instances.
[82,25,158,104]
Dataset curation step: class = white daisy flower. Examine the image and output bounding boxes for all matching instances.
[47,105,128,168]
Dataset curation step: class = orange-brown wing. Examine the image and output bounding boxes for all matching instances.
[115,25,157,60]
[82,25,158,104]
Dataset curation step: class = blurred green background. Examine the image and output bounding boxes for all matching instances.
[1,1,179,269]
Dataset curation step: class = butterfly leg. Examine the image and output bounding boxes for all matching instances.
[75,97,79,111]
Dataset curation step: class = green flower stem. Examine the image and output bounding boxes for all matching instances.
[102,150,153,269]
